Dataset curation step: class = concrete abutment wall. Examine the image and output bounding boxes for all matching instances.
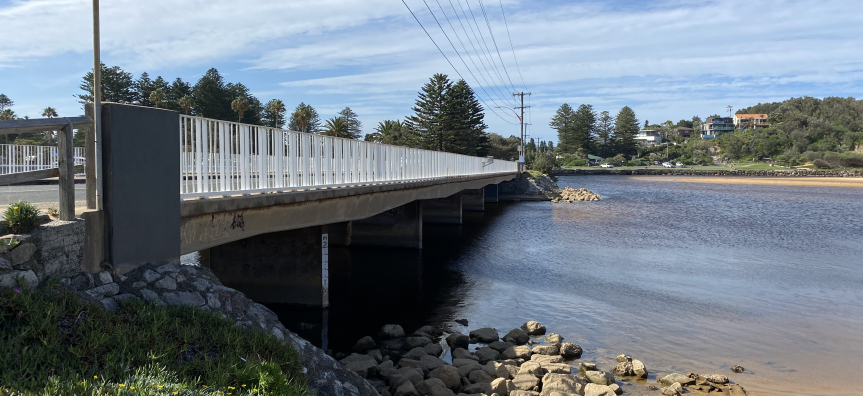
[422,192,463,224]
[462,187,485,212]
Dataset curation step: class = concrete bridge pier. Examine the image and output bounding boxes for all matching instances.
[462,187,485,212]
[422,193,462,224]
[209,225,328,306]
[484,184,499,203]
[350,201,423,249]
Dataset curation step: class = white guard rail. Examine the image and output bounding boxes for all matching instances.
[0,144,85,175]
[180,116,518,198]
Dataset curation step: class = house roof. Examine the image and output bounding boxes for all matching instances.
[676,127,694,130]
[734,114,768,118]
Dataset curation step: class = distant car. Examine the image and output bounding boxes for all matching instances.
[701,162,707,166]
[662,162,674,168]
[675,162,685,167]
[600,163,614,168]
[653,161,661,165]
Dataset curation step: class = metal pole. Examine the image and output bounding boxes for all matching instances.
[93,0,103,210]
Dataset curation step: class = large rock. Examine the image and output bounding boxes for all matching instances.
[631,359,647,379]
[420,355,448,371]
[520,321,546,336]
[404,347,429,360]
[540,363,571,374]
[484,361,512,379]
[584,371,615,386]
[10,243,37,265]
[544,333,563,346]
[395,380,421,396]
[661,382,683,396]
[457,363,484,378]
[531,355,564,364]
[503,328,530,345]
[423,342,443,357]
[390,367,424,389]
[416,379,447,396]
[584,383,617,396]
[704,374,729,385]
[445,333,470,350]
[353,336,377,353]
[430,365,461,390]
[518,361,545,378]
[531,345,560,356]
[380,324,407,340]
[659,373,695,387]
[161,291,205,307]
[502,345,532,360]
[452,348,476,360]
[490,378,510,396]
[511,391,541,396]
[489,340,515,353]
[578,363,597,376]
[345,360,378,378]
[461,382,492,394]
[469,327,500,343]
[406,336,433,349]
[400,358,430,377]
[474,346,501,364]
[559,342,582,359]
[453,358,479,367]
[468,369,493,384]
[340,353,378,365]
[540,373,586,396]
[512,373,541,391]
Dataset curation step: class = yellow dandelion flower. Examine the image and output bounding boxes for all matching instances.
[228,386,235,390]
[13,206,18,210]
[118,384,125,387]
[94,375,98,379]
[158,385,163,388]
[242,384,246,387]
[130,386,135,390]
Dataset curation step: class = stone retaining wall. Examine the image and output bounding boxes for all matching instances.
[0,219,85,287]
[554,169,863,177]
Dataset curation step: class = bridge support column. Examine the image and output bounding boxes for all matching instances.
[91,103,180,274]
[350,201,423,249]
[209,225,331,306]
[462,187,485,212]
[423,193,462,224]
[484,184,499,203]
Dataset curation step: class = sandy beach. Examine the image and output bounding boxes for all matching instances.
[629,176,863,188]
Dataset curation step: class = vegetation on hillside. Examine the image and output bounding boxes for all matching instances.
[0,283,307,396]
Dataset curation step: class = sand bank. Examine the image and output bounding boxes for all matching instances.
[629,176,863,188]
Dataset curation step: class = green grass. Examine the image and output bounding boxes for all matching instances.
[0,282,308,396]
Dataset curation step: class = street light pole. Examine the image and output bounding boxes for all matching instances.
[92,0,103,210]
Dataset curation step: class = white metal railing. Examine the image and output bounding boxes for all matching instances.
[0,144,85,175]
[180,115,518,198]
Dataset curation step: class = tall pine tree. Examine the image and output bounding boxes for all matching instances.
[443,80,488,155]
[338,107,363,139]
[550,104,576,153]
[406,74,453,151]
[614,106,640,158]
[595,110,614,157]
[571,104,597,154]
[192,68,233,121]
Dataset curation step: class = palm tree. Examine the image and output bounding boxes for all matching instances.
[267,99,286,128]
[292,105,313,132]
[41,107,58,118]
[0,109,16,120]
[177,95,194,115]
[149,88,166,108]
[231,96,250,122]
[367,120,405,144]
[322,117,351,138]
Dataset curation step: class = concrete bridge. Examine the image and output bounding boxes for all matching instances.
[41,103,520,306]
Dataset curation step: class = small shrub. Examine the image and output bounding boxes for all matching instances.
[47,206,59,217]
[813,159,832,169]
[4,201,41,234]
[564,158,588,167]
[531,153,556,176]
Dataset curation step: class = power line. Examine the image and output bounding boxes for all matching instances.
[476,0,518,92]
[415,0,519,122]
[461,0,514,100]
[434,0,517,108]
[400,0,516,124]
[498,0,527,91]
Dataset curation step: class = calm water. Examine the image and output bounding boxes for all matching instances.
[265,176,863,396]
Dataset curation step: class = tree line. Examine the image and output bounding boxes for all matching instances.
[547,103,641,162]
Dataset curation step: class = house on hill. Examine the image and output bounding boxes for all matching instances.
[734,114,770,130]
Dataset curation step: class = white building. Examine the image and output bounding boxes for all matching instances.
[634,129,662,145]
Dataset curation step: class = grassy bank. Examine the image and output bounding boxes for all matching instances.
[0,282,308,396]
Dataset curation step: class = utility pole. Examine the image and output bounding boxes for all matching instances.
[512,92,531,172]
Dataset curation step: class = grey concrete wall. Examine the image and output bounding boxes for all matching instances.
[209,226,324,306]
[462,187,485,212]
[350,201,422,249]
[484,183,499,203]
[422,192,462,225]
[101,103,180,273]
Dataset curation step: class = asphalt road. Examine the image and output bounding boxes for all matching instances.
[0,184,87,205]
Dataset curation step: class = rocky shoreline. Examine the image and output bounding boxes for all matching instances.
[336,321,749,396]
[554,169,862,177]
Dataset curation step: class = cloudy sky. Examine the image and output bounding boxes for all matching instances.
[1,0,862,142]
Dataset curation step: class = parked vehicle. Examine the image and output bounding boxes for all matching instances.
[600,163,614,168]
[662,162,674,168]
[675,162,685,167]
[653,161,661,165]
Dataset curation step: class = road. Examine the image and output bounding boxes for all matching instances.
[0,184,87,205]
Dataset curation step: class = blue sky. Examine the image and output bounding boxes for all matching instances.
[1,0,862,143]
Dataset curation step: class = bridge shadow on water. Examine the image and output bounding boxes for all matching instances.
[262,205,511,354]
